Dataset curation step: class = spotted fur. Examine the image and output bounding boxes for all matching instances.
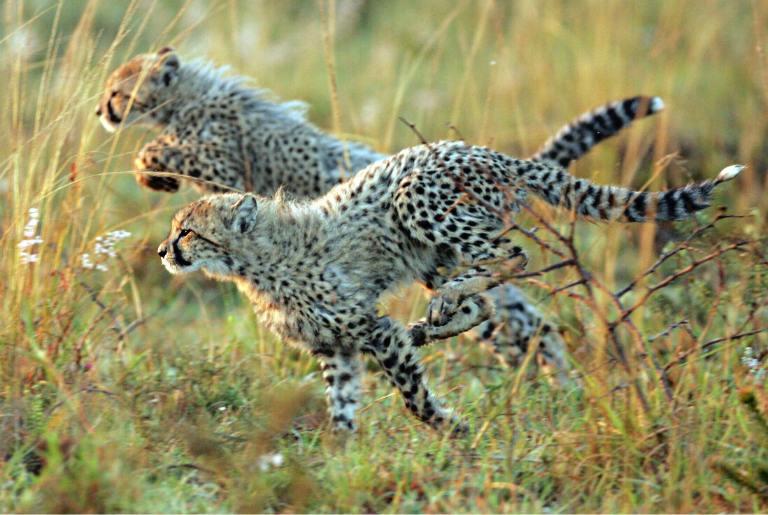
[99,49,668,383]
[157,141,741,431]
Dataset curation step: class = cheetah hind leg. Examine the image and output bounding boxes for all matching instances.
[479,318,573,385]
[475,285,573,386]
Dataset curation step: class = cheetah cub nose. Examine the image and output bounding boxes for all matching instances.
[157,243,168,258]
[95,107,102,116]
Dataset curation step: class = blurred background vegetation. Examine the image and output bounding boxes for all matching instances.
[1,0,766,512]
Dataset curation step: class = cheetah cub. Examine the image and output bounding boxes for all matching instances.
[158,140,742,432]
[98,48,665,383]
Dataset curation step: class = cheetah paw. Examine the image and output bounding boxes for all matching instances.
[449,419,470,438]
[427,290,461,326]
[429,410,469,437]
[136,172,180,192]
[505,246,529,272]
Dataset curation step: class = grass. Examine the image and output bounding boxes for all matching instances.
[1,0,767,512]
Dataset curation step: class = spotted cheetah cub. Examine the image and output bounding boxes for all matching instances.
[158,140,742,432]
[98,48,665,383]
[95,47,380,194]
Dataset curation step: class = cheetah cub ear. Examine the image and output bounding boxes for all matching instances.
[230,194,258,234]
[154,47,180,88]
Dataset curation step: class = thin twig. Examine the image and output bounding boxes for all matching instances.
[616,213,749,298]
[622,241,749,321]
[663,328,768,372]
[504,259,576,280]
[398,116,430,145]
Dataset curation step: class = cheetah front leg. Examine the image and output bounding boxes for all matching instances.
[409,293,495,345]
[135,134,236,193]
[312,348,363,431]
[428,271,499,326]
[365,317,467,435]
[134,137,185,192]
[427,245,527,327]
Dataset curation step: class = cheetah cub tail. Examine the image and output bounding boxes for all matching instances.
[523,161,744,222]
[531,95,665,168]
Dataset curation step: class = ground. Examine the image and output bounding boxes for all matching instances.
[1,0,767,512]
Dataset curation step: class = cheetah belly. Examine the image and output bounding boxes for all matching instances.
[255,305,337,350]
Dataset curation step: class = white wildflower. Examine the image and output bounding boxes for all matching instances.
[20,253,39,264]
[742,346,758,369]
[81,253,94,269]
[742,346,766,385]
[258,453,285,472]
[80,229,132,272]
[18,238,43,249]
[23,207,39,237]
[9,27,38,59]
[18,207,42,265]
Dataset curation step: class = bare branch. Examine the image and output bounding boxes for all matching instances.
[663,328,768,372]
[550,278,588,296]
[648,319,690,342]
[622,241,749,321]
[700,328,768,354]
[446,123,466,141]
[616,213,749,298]
[398,117,429,145]
[504,259,576,280]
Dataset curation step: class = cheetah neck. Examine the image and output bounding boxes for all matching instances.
[214,201,330,298]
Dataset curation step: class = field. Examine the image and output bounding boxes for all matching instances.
[1,0,767,512]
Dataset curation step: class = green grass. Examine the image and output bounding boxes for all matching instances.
[1,0,767,512]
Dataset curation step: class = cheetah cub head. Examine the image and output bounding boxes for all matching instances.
[96,47,180,132]
[158,193,260,277]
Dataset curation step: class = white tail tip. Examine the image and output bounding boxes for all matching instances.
[649,96,665,113]
[717,164,745,182]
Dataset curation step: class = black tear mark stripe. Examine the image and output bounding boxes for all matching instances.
[172,238,192,267]
[107,98,122,124]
